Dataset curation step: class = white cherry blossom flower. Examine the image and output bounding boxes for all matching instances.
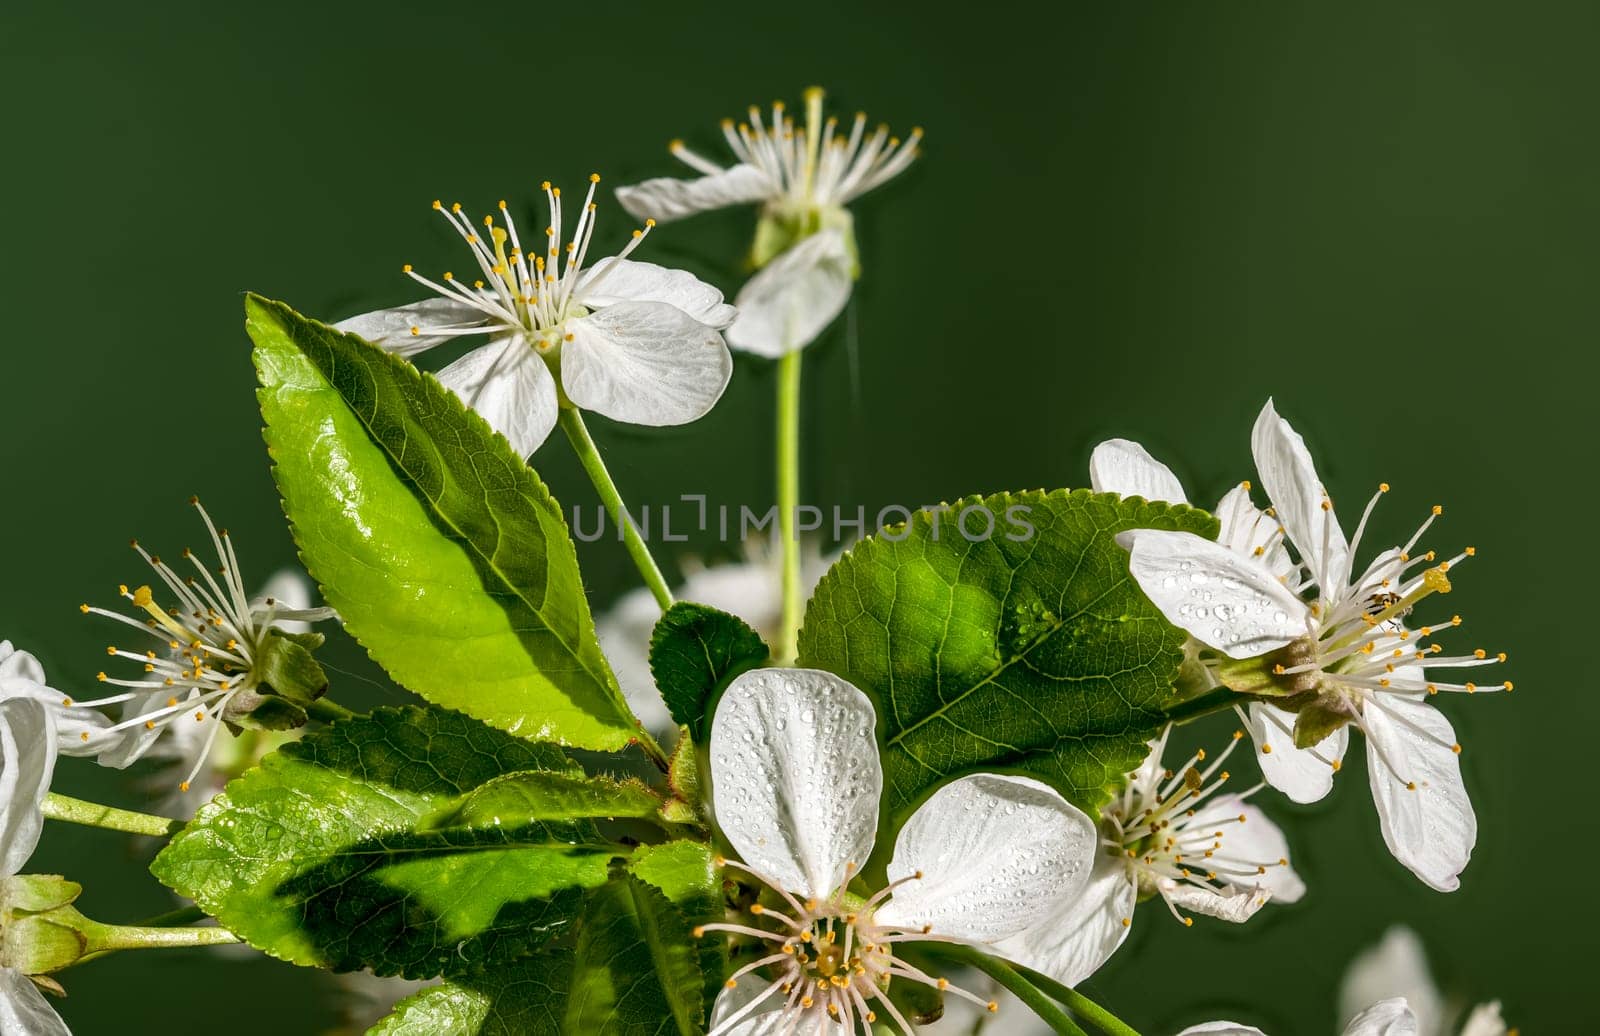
[1101,401,1502,891]
[596,538,834,738]
[337,178,735,456]
[703,667,1097,1034]
[73,500,334,795]
[1341,927,1506,1036]
[0,697,71,1035]
[616,88,919,357]
[994,727,1302,986]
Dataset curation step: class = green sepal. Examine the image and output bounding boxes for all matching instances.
[255,627,329,704]
[750,203,859,276]
[1294,692,1352,748]
[660,730,703,826]
[648,604,768,743]
[3,916,85,976]
[0,876,80,915]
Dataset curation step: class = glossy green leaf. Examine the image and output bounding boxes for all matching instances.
[648,603,769,742]
[151,705,613,978]
[797,489,1219,818]
[368,957,569,1036]
[247,294,636,750]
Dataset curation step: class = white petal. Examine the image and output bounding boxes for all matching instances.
[563,303,732,427]
[614,164,775,223]
[993,851,1135,987]
[334,298,491,355]
[0,643,45,685]
[1088,439,1187,503]
[1362,698,1476,892]
[1124,530,1311,658]
[1458,1002,1507,1036]
[434,337,559,457]
[1250,400,1350,593]
[875,774,1096,944]
[1214,485,1296,580]
[1189,796,1304,903]
[1159,878,1272,923]
[1247,702,1346,804]
[0,676,111,757]
[577,258,737,329]
[0,969,70,1036]
[1343,998,1420,1036]
[709,668,881,899]
[726,230,853,358]
[1338,928,1444,1036]
[0,699,56,877]
[1176,1023,1269,1036]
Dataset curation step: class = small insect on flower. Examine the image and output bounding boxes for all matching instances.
[75,498,334,794]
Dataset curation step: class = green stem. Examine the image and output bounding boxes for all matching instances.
[559,408,674,612]
[1161,686,1251,727]
[305,697,355,724]
[1013,964,1144,1036]
[42,793,180,838]
[775,349,803,665]
[938,945,1089,1036]
[85,922,239,952]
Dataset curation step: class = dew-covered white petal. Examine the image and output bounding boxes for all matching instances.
[1251,400,1350,593]
[0,968,69,1036]
[1363,698,1476,892]
[709,668,881,899]
[876,774,1096,943]
[1339,927,1444,1036]
[434,336,559,457]
[992,851,1136,987]
[1247,702,1346,804]
[1344,997,1420,1036]
[577,258,737,329]
[563,302,733,428]
[335,298,492,356]
[1089,439,1187,504]
[1124,530,1311,658]
[726,229,853,358]
[0,698,56,877]
[614,164,776,224]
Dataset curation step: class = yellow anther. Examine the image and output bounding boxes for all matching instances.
[589,172,600,183]
[145,721,155,730]
[1379,482,1390,492]
[1261,743,1273,754]
[80,731,90,742]
[987,1002,999,1013]
[645,218,656,227]
[1451,743,1462,755]
[1504,681,1515,691]
[1406,782,1417,791]
[1182,917,1194,927]
[1465,546,1476,556]
[179,781,191,792]
[1432,505,1443,515]
[450,202,462,213]
[431,200,442,210]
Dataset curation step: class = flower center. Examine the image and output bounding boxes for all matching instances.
[697,858,996,1035]
[1108,732,1288,926]
[400,177,654,348]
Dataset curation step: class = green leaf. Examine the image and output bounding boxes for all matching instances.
[367,843,720,1036]
[797,489,1219,818]
[423,771,663,831]
[565,878,705,1035]
[648,603,769,742]
[247,294,636,751]
[151,705,614,978]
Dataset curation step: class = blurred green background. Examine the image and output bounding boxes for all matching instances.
[0,0,1586,1031]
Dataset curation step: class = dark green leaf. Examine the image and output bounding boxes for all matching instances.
[648,603,769,742]
[565,878,703,1035]
[151,705,611,978]
[423,771,663,832]
[797,489,1218,819]
[247,294,637,750]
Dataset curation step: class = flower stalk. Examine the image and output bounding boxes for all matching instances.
[775,349,803,665]
[40,793,179,839]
